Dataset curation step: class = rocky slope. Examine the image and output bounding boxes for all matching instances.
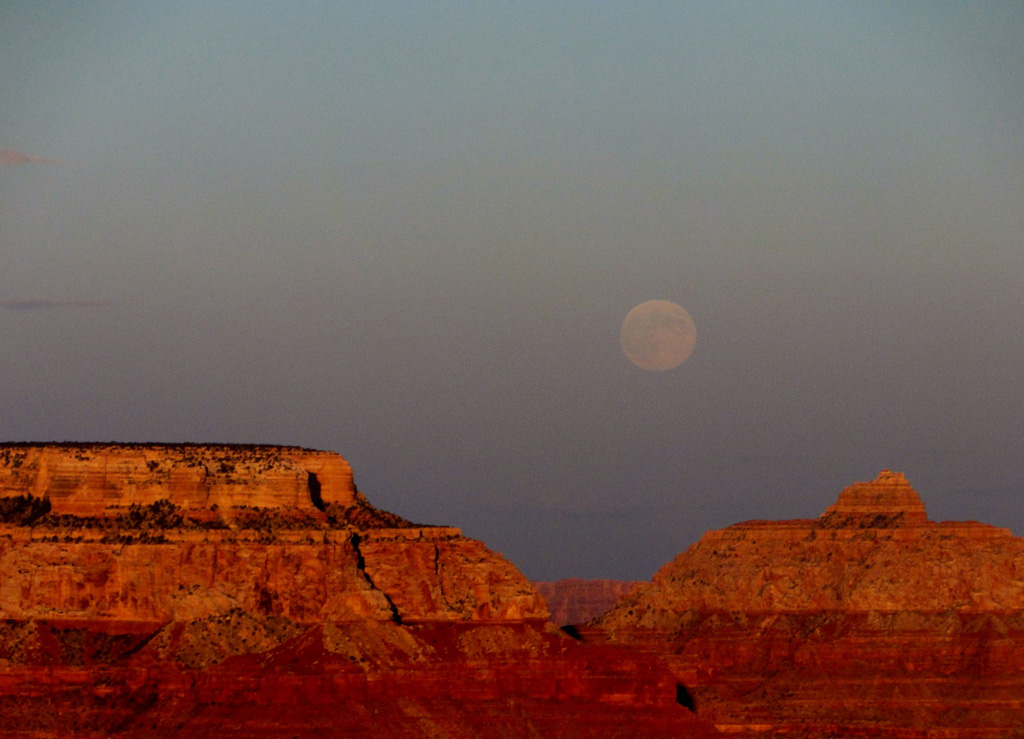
[0,443,720,738]
[587,470,1024,738]
[533,579,641,626]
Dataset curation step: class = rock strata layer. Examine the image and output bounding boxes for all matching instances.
[533,579,642,626]
[0,442,355,516]
[0,443,719,738]
[587,470,1024,738]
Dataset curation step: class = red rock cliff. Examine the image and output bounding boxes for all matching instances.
[0,443,355,516]
[0,443,720,738]
[588,470,1024,738]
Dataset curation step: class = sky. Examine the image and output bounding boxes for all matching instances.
[2,2,1023,580]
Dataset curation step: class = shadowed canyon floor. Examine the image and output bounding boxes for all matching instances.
[585,470,1024,737]
[0,443,718,738]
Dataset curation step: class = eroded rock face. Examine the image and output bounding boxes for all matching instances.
[0,443,356,516]
[823,468,928,521]
[0,443,718,738]
[587,471,1024,738]
[533,579,642,626]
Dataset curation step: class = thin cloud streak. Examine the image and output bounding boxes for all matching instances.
[0,299,115,311]
[0,148,62,166]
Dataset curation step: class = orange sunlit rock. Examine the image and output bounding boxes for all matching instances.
[0,442,721,738]
[0,442,356,516]
[587,470,1024,737]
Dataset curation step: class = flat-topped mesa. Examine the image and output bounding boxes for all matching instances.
[0,443,355,516]
[822,469,928,522]
[0,443,726,738]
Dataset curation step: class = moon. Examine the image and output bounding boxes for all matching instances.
[620,300,697,371]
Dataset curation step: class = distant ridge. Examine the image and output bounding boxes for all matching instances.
[533,579,641,626]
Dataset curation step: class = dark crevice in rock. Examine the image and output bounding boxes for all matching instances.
[350,533,402,624]
[676,682,696,712]
[560,625,583,640]
[307,472,324,511]
[433,543,458,613]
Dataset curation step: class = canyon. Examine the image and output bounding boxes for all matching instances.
[586,470,1024,737]
[0,443,718,738]
[4,445,1023,737]
[534,579,641,627]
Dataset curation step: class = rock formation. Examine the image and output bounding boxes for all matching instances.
[587,470,1024,738]
[0,442,355,517]
[533,579,641,626]
[0,443,720,737]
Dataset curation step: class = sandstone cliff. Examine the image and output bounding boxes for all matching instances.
[587,470,1024,738]
[0,442,355,516]
[0,443,719,738]
[533,579,641,626]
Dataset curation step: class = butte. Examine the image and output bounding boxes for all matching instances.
[584,470,1024,738]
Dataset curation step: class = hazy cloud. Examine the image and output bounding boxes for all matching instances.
[0,148,62,165]
[0,299,113,311]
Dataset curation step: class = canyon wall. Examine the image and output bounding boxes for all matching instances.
[533,579,641,626]
[587,470,1024,738]
[0,443,719,738]
[0,443,355,516]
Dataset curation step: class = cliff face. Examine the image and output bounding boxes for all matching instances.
[0,528,539,625]
[0,443,719,738]
[0,443,355,516]
[533,579,642,626]
[588,471,1024,738]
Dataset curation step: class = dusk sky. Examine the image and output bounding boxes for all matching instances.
[3,2,1023,580]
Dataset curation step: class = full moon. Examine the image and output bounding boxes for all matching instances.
[620,300,697,371]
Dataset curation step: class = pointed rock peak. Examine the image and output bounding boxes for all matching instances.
[823,469,928,522]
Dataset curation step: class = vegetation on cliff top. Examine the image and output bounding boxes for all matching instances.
[0,493,420,542]
[0,494,51,526]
